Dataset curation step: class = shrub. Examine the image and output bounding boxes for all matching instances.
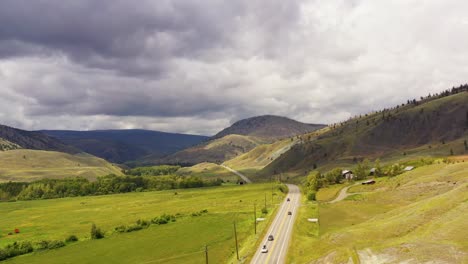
[47,240,65,249]
[36,240,50,250]
[114,225,127,233]
[1,241,33,260]
[136,219,150,227]
[307,191,316,201]
[152,214,176,225]
[65,235,78,243]
[261,207,268,214]
[91,224,104,239]
[125,224,143,232]
[278,185,287,193]
[0,249,7,261]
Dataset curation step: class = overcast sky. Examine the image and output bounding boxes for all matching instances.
[0,0,467,135]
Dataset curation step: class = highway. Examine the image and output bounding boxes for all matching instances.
[250,184,301,264]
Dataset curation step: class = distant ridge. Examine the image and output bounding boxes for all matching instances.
[0,124,78,154]
[42,129,209,164]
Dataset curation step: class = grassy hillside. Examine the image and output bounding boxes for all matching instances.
[155,134,268,165]
[213,115,325,140]
[0,138,20,151]
[0,149,122,182]
[0,125,78,154]
[288,161,468,263]
[0,183,285,263]
[42,130,209,164]
[176,162,240,182]
[261,92,468,179]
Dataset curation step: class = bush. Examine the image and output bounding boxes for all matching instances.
[125,224,143,232]
[91,224,104,239]
[65,235,78,243]
[261,207,268,214]
[114,225,127,233]
[136,219,150,227]
[278,185,287,193]
[152,214,176,225]
[307,191,316,201]
[47,240,65,249]
[1,241,33,260]
[36,240,50,250]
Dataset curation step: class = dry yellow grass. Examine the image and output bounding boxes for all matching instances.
[0,149,123,182]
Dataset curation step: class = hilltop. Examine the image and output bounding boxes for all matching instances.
[0,125,78,154]
[152,115,324,165]
[42,129,209,164]
[260,88,468,178]
[213,115,325,140]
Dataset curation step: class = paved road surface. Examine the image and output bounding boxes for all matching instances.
[251,184,301,264]
[220,164,252,183]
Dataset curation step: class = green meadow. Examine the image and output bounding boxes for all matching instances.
[0,183,285,263]
[287,161,468,263]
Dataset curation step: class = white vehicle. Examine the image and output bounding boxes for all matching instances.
[261,245,268,253]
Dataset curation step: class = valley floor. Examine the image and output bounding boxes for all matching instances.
[0,183,285,263]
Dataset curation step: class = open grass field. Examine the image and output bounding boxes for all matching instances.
[0,183,285,263]
[0,149,122,182]
[287,161,468,263]
[176,162,240,182]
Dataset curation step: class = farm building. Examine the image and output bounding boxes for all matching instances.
[404,166,414,171]
[342,170,354,180]
[362,180,376,185]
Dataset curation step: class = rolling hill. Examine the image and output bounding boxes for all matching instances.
[0,149,123,182]
[0,125,78,154]
[153,116,325,165]
[260,89,468,179]
[41,130,209,164]
[0,124,123,182]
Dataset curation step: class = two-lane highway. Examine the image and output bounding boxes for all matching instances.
[251,184,301,264]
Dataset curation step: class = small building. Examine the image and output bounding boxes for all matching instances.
[369,168,376,176]
[362,180,376,185]
[404,166,414,171]
[342,170,354,180]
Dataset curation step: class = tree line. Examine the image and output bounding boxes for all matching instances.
[0,174,223,201]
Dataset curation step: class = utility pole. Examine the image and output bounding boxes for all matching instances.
[254,202,257,234]
[234,222,239,260]
[205,245,208,264]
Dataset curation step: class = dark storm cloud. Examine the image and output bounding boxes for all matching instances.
[0,0,257,72]
[0,0,467,134]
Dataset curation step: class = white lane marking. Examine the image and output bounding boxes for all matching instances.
[251,189,291,264]
[276,189,299,263]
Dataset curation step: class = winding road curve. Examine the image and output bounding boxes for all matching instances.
[251,184,301,264]
[328,183,360,204]
[220,164,252,183]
